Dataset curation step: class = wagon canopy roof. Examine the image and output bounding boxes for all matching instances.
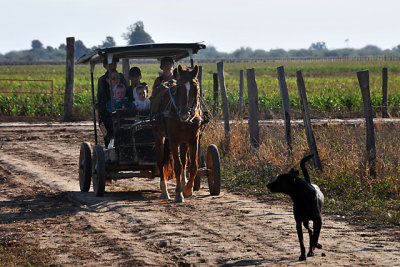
[76,42,206,65]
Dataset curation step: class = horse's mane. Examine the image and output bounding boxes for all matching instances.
[150,81,176,115]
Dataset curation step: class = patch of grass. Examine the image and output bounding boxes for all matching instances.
[0,231,54,266]
[202,121,400,227]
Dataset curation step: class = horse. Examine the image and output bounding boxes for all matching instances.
[151,64,203,203]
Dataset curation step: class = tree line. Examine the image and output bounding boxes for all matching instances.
[1,22,400,62]
[196,42,400,59]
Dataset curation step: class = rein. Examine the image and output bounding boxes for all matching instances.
[161,80,202,123]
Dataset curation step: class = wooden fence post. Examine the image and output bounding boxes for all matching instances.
[238,70,245,117]
[382,67,389,118]
[213,73,219,117]
[357,70,376,177]
[277,66,292,153]
[122,59,130,85]
[247,68,260,148]
[217,62,230,134]
[296,70,322,170]
[63,37,75,121]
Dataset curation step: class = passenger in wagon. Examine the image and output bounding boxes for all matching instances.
[129,66,148,99]
[151,57,176,98]
[106,84,134,112]
[97,58,127,146]
[133,84,151,111]
[129,67,144,89]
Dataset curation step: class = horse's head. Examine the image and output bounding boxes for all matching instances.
[175,64,200,122]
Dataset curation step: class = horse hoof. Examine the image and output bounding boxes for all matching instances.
[298,255,306,261]
[175,194,184,203]
[307,251,315,257]
[183,186,193,198]
[183,190,193,198]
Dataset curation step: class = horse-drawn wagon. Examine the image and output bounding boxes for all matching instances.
[77,43,221,202]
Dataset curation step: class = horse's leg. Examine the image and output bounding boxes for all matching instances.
[179,143,189,193]
[170,141,184,203]
[156,136,170,199]
[184,137,199,198]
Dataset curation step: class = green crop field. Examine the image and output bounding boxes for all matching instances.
[1,60,400,119]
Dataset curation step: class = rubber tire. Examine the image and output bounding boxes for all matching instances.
[92,145,106,197]
[207,144,221,196]
[79,142,92,192]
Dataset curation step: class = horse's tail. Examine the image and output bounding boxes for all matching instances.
[300,154,314,184]
[163,138,174,181]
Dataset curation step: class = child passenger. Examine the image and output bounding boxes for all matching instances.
[133,84,151,111]
[106,84,134,112]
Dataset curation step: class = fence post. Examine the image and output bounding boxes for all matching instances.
[357,70,376,177]
[296,70,322,170]
[277,66,292,153]
[213,73,219,117]
[382,67,389,118]
[247,68,260,148]
[122,59,130,85]
[238,70,245,117]
[63,37,75,121]
[217,61,230,134]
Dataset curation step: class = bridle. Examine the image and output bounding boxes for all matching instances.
[166,77,201,123]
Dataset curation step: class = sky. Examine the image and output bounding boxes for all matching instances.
[1,0,399,54]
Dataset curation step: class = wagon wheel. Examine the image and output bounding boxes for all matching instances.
[92,145,106,196]
[79,142,92,192]
[207,144,221,196]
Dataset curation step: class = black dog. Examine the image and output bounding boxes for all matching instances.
[267,154,324,261]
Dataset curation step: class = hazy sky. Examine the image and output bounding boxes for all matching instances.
[1,0,399,54]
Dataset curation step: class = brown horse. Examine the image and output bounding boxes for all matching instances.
[151,64,203,203]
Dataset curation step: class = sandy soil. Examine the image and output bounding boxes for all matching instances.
[1,122,400,266]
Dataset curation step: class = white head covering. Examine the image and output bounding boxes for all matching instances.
[133,85,150,110]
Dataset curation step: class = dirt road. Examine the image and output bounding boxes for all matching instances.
[1,122,399,266]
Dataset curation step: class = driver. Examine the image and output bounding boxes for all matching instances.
[151,57,176,98]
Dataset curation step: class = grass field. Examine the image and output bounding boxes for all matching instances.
[1,60,400,226]
[1,60,400,118]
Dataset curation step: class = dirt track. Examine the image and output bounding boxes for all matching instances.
[1,122,400,266]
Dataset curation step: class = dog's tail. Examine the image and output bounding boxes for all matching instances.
[300,154,314,184]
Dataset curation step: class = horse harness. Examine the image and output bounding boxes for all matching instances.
[159,79,203,124]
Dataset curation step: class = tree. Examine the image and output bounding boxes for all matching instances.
[358,45,382,56]
[31,40,43,50]
[309,42,327,51]
[269,49,287,58]
[75,40,90,60]
[100,36,116,48]
[122,21,154,45]
[392,45,400,53]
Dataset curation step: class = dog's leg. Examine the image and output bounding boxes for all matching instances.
[296,220,306,261]
[312,217,323,250]
[304,221,315,257]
